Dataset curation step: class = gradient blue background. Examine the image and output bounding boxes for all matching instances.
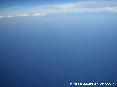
[0,1,117,87]
[0,0,81,8]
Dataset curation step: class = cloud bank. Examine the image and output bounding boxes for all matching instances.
[0,1,117,18]
[34,1,117,10]
[0,13,46,18]
[34,1,117,13]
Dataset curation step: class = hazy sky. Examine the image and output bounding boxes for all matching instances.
[0,0,117,18]
[0,1,117,87]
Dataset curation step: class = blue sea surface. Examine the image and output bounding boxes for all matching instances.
[0,12,117,87]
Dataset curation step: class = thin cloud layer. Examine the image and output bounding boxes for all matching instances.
[34,1,117,10]
[31,1,117,14]
[5,7,21,9]
[0,1,117,18]
[0,16,5,18]
[7,15,14,18]
[0,13,46,18]
[0,15,14,18]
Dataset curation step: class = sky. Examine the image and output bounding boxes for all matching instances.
[0,0,117,18]
[0,0,117,87]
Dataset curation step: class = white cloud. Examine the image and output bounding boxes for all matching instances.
[7,15,14,18]
[0,16,5,18]
[103,7,117,12]
[33,13,41,16]
[40,13,46,16]
[33,13,46,16]
[36,1,117,9]
[16,14,29,16]
[35,3,77,10]
[0,15,14,18]
[0,13,46,19]
[34,1,117,13]
[0,1,117,19]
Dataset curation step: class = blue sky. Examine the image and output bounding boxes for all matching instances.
[0,0,117,87]
[0,0,117,18]
[0,0,82,8]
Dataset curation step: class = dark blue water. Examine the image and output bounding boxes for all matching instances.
[0,13,117,87]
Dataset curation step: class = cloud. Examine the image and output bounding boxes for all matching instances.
[34,1,117,12]
[16,14,29,16]
[0,1,117,19]
[33,13,46,16]
[102,7,117,12]
[35,1,117,9]
[0,15,14,18]
[33,13,40,16]
[34,3,77,10]
[7,15,14,18]
[0,16,5,18]
[0,13,47,18]
[5,7,21,9]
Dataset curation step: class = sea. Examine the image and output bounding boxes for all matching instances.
[0,12,117,87]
